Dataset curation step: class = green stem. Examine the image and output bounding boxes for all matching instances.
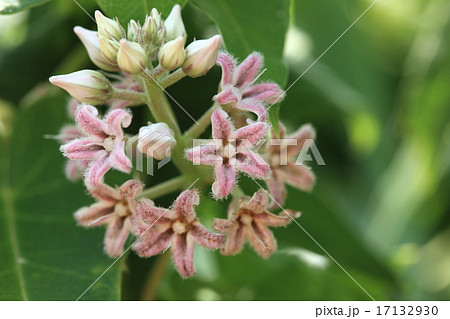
[112,88,148,105]
[140,252,171,301]
[152,65,168,79]
[184,104,216,141]
[138,176,185,200]
[159,68,187,88]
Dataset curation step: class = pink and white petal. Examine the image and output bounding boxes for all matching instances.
[91,183,120,202]
[212,218,234,233]
[211,108,234,140]
[254,210,297,227]
[85,152,112,188]
[214,87,240,105]
[242,83,283,104]
[234,52,262,88]
[104,217,130,258]
[234,121,268,146]
[135,199,172,226]
[236,151,271,179]
[119,180,143,212]
[64,160,85,181]
[132,226,173,257]
[60,138,104,160]
[103,108,132,138]
[216,52,235,86]
[74,202,114,227]
[235,100,267,122]
[212,162,236,199]
[109,143,132,173]
[221,222,245,256]
[277,162,315,192]
[285,124,316,157]
[59,125,83,144]
[171,233,196,278]
[265,172,287,209]
[185,144,221,166]
[242,189,268,213]
[75,104,108,138]
[173,190,199,222]
[191,221,225,249]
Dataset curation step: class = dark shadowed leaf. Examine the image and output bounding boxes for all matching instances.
[0,92,122,300]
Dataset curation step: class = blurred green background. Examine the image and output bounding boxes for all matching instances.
[0,0,449,300]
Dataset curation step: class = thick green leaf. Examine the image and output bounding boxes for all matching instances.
[96,0,187,24]
[0,0,51,14]
[0,93,122,300]
[192,0,290,131]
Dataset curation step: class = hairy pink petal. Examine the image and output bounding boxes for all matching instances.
[222,222,245,256]
[104,217,130,258]
[285,124,316,157]
[250,221,277,259]
[242,83,283,104]
[64,160,87,181]
[185,144,221,166]
[59,125,83,144]
[234,100,267,122]
[85,152,111,188]
[234,121,268,145]
[134,199,172,228]
[266,172,287,208]
[91,183,120,203]
[61,138,103,160]
[74,202,114,227]
[109,143,132,173]
[234,52,262,88]
[172,190,199,222]
[212,218,234,233]
[190,221,225,249]
[254,211,297,227]
[119,180,143,212]
[75,104,108,138]
[211,108,234,140]
[214,87,240,105]
[236,151,271,179]
[276,163,315,192]
[103,108,132,138]
[212,162,236,198]
[216,52,235,86]
[172,233,196,278]
[133,225,173,257]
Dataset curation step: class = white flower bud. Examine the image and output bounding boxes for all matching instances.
[182,35,222,77]
[164,4,186,42]
[117,39,148,74]
[49,70,112,105]
[98,35,120,64]
[137,123,177,160]
[158,37,185,71]
[74,26,119,72]
[141,8,163,43]
[95,10,124,41]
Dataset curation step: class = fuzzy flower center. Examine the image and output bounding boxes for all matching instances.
[103,136,116,152]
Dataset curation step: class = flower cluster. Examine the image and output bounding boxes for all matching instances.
[49,5,316,278]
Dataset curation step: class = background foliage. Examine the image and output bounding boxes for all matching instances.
[0,0,449,300]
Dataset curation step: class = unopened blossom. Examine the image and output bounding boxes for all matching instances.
[117,39,148,74]
[185,108,270,199]
[131,190,225,278]
[60,104,132,188]
[75,180,143,258]
[264,123,316,207]
[137,122,177,160]
[49,70,113,105]
[95,10,125,41]
[213,189,300,258]
[74,26,119,72]
[214,52,284,121]
[182,35,222,77]
[158,37,186,71]
[164,4,186,42]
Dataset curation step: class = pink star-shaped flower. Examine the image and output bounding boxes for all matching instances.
[214,52,284,122]
[213,189,300,258]
[75,180,143,258]
[60,104,132,188]
[185,108,271,199]
[131,190,225,278]
[264,123,316,208]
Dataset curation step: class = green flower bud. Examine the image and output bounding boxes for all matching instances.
[49,70,113,105]
[99,35,120,64]
[95,10,124,41]
[127,19,141,42]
